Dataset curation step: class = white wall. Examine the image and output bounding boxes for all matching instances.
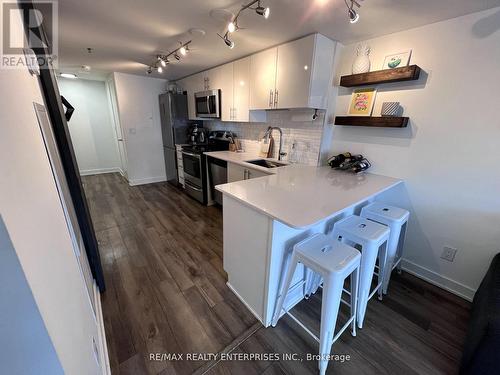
[112,72,168,185]
[0,65,102,373]
[327,7,500,300]
[58,78,121,176]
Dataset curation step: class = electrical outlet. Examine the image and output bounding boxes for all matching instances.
[441,246,457,262]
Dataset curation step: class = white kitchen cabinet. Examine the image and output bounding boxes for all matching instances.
[177,72,204,120]
[275,34,316,109]
[250,47,278,110]
[251,34,335,110]
[177,33,335,117]
[209,63,234,121]
[232,57,251,122]
[228,162,270,183]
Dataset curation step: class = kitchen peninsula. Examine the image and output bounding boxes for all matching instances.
[215,165,403,327]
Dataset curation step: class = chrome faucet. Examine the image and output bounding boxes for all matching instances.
[264,126,287,161]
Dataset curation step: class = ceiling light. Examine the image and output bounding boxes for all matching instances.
[160,58,166,67]
[256,4,270,18]
[157,66,163,73]
[227,21,236,33]
[179,46,187,56]
[345,0,361,23]
[224,36,235,49]
[60,73,77,79]
[348,8,359,23]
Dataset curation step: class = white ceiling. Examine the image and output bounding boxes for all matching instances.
[52,0,500,80]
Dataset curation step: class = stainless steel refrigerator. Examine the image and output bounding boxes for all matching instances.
[159,92,189,184]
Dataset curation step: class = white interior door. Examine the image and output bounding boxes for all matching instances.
[33,102,96,314]
[106,77,128,178]
[250,47,277,110]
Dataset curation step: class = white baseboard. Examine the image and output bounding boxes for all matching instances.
[79,167,121,176]
[401,258,475,302]
[128,176,166,186]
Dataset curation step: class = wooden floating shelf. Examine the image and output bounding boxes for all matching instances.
[340,65,421,87]
[334,116,409,128]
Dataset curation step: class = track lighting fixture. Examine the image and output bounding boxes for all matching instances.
[146,40,191,74]
[158,55,167,67]
[227,21,237,33]
[255,2,270,18]
[218,0,270,48]
[344,0,362,23]
[218,33,235,49]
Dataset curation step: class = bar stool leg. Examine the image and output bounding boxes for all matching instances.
[319,276,343,375]
[378,242,388,301]
[395,222,408,275]
[272,254,299,327]
[357,243,379,329]
[350,267,359,337]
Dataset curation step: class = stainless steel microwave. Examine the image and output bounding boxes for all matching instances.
[194,89,221,118]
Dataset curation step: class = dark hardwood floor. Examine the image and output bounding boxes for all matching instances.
[83,173,470,375]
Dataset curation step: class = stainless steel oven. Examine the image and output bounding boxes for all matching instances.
[182,149,204,203]
[195,90,221,118]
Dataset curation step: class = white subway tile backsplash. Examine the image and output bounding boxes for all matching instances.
[206,109,325,166]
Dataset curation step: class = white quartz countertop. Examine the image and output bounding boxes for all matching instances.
[215,165,403,229]
[204,151,287,175]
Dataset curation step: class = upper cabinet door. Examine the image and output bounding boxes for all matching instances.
[275,35,315,109]
[233,57,250,122]
[250,47,277,110]
[178,73,204,120]
[210,63,234,121]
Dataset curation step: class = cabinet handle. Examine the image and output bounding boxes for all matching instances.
[274,90,278,108]
[269,90,273,108]
[247,170,251,179]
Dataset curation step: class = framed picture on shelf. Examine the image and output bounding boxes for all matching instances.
[382,49,412,69]
[347,88,377,116]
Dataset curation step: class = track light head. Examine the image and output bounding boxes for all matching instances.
[160,59,166,67]
[348,7,359,23]
[224,36,235,49]
[157,66,163,73]
[147,66,152,74]
[256,4,270,18]
[218,33,235,49]
[227,21,236,33]
[174,53,181,61]
[179,46,187,56]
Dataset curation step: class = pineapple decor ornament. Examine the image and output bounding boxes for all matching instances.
[352,45,371,74]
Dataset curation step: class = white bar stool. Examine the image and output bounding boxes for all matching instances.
[361,202,409,294]
[272,233,360,375]
[331,215,389,329]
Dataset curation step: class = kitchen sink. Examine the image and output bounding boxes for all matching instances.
[246,159,288,168]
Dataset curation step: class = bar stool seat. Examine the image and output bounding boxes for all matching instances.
[361,202,409,294]
[331,215,390,329]
[272,233,360,375]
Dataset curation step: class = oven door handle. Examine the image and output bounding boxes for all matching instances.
[182,151,201,159]
[185,180,203,191]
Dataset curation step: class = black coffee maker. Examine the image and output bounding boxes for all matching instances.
[188,123,207,145]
